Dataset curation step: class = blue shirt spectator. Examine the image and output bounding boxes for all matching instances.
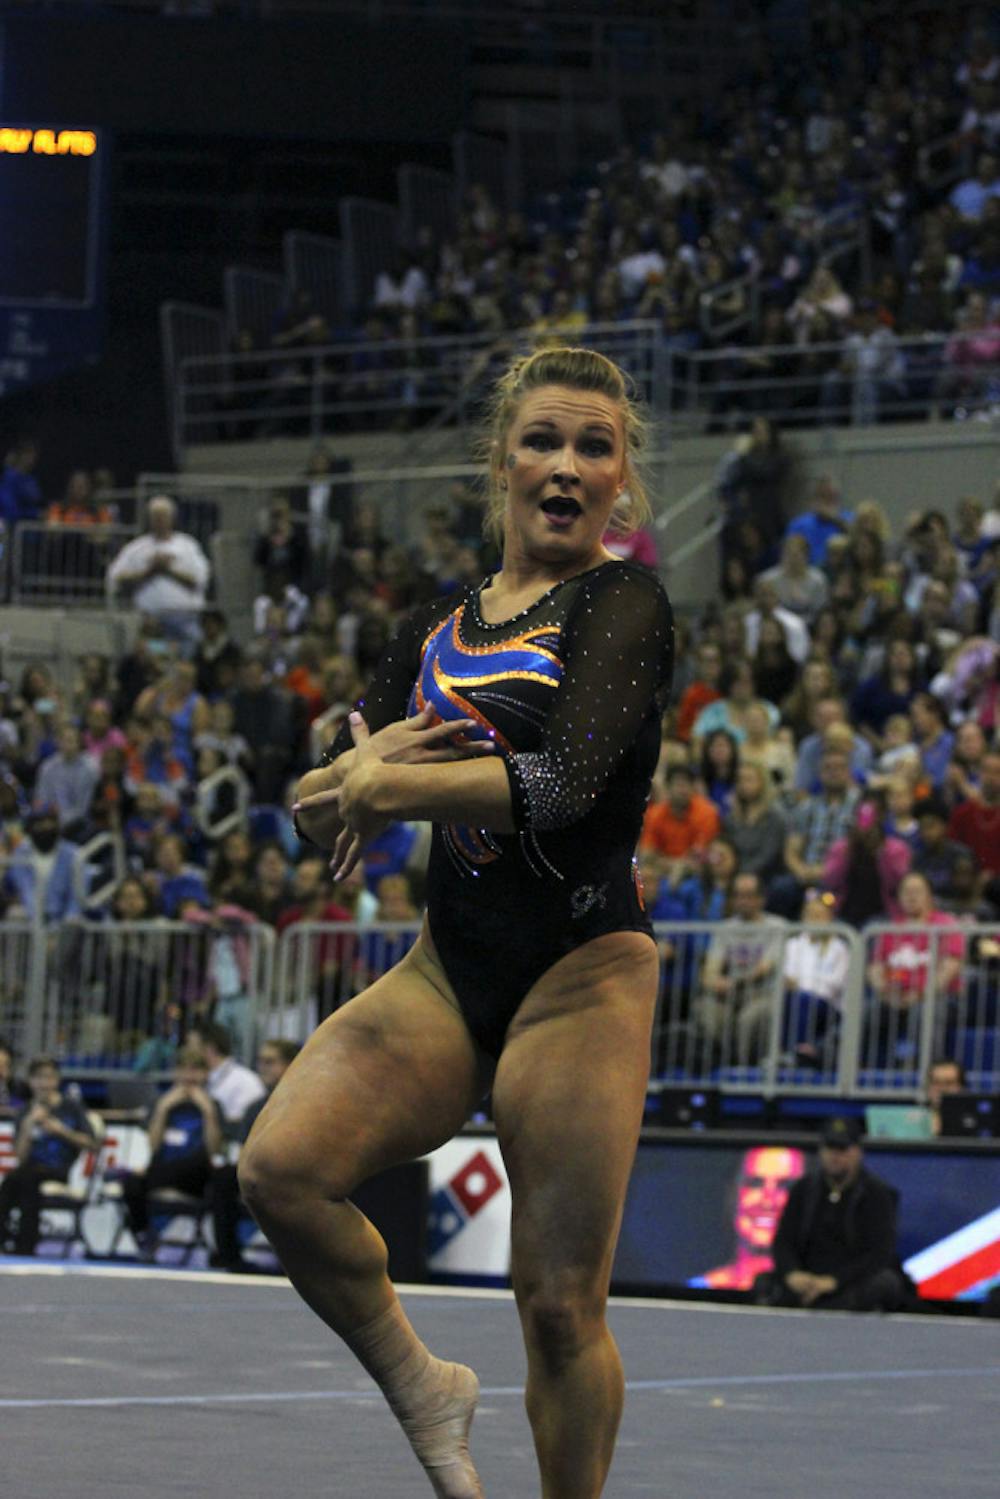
[0,440,42,526]
[784,477,852,566]
[5,811,81,921]
[34,725,99,836]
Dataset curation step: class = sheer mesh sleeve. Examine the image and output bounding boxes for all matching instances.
[317,598,451,768]
[504,563,674,831]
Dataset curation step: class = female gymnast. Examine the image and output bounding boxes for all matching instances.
[239,345,674,1499]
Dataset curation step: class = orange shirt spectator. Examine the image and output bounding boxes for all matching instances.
[641,764,721,858]
[46,501,113,526]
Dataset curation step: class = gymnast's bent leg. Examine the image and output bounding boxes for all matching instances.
[238,941,489,1498]
[492,932,659,1499]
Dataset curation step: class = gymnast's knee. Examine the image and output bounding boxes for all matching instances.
[237,1139,349,1224]
[519,1275,606,1374]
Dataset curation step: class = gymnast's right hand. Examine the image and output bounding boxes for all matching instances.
[363,704,495,764]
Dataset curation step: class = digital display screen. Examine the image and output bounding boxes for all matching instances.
[0,127,101,305]
[613,1138,1000,1302]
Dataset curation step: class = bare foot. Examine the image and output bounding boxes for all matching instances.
[394,1358,484,1498]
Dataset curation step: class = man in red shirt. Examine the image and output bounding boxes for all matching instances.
[949,749,1000,877]
[641,762,721,863]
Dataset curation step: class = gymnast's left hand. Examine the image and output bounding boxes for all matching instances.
[297,712,389,881]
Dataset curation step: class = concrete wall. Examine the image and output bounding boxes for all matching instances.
[184,419,1000,613]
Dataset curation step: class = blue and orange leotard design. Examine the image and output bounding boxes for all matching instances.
[408,604,564,867]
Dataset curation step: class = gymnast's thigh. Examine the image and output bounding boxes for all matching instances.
[491,932,658,1298]
[244,937,491,1195]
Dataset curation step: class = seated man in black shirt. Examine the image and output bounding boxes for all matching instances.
[755,1116,910,1311]
[122,1045,222,1254]
[0,1055,98,1255]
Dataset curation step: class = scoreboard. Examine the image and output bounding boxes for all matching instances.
[0,123,108,398]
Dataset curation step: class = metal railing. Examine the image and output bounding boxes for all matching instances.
[1,919,276,1075]
[662,333,1000,434]
[172,319,664,451]
[3,917,994,1098]
[10,522,137,607]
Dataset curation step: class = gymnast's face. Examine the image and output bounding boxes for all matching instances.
[502,386,625,569]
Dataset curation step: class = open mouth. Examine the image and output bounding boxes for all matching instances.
[540,497,583,523]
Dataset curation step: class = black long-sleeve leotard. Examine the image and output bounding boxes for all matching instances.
[321,558,674,1055]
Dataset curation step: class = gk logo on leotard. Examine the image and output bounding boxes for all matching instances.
[570,882,609,919]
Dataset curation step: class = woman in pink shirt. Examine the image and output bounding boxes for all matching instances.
[822,798,911,927]
[865,871,965,1072]
[82,698,127,768]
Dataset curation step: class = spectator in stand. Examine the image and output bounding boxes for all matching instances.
[759,533,829,621]
[822,799,911,928]
[950,152,1000,223]
[716,419,796,570]
[745,577,811,666]
[782,657,839,744]
[208,828,256,908]
[230,654,302,804]
[153,832,208,917]
[123,782,176,870]
[909,692,955,791]
[783,475,852,566]
[788,266,854,343]
[245,841,293,926]
[34,723,99,840]
[866,872,965,1065]
[700,730,739,817]
[640,762,721,869]
[193,609,242,701]
[136,657,209,781]
[194,698,253,778]
[752,619,800,709]
[774,747,861,918]
[781,890,850,1069]
[742,702,796,798]
[851,639,922,749]
[939,292,1000,411]
[188,1019,266,1131]
[601,508,657,570]
[0,439,42,530]
[107,496,211,654]
[5,805,81,922]
[0,1056,98,1256]
[692,871,786,1066]
[121,1045,223,1258]
[124,715,188,805]
[948,748,1000,879]
[82,699,127,769]
[724,759,788,885]
[331,858,379,927]
[45,469,113,527]
[943,719,987,808]
[913,794,971,906]
[691,658,779,748]
[884,776,920,854]
[254,496,308,597]
[822,300,905,425]
[941,849,998,922]
[794,695,874,794]
[658,838,739,925]
[276,858,357,1017]
[675,640,723,743]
